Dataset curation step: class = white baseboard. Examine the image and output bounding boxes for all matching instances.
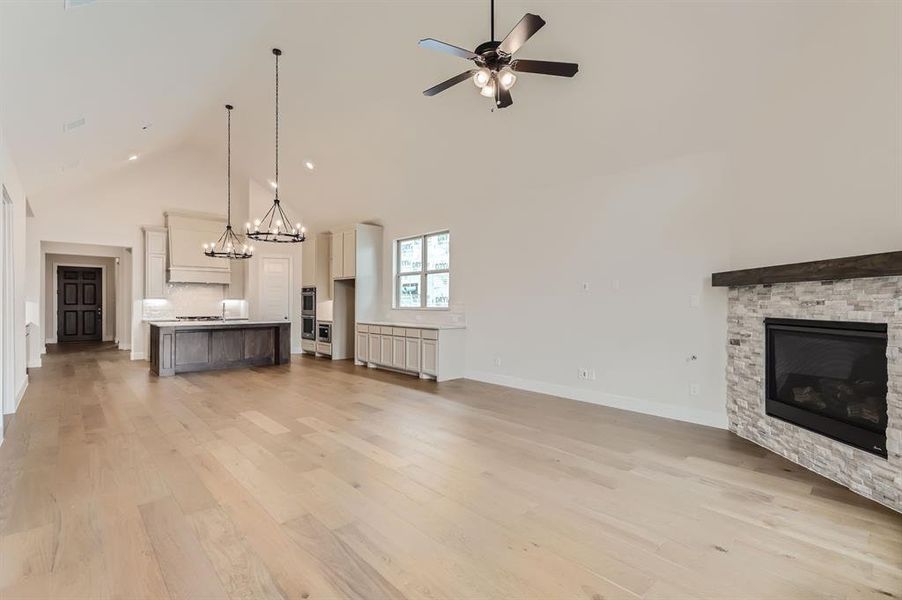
[45,337,56,345]
[103,335,113,342]
[27,358,41,369]
[465,370,728,430]
[14,376,28,412]
[118,341,131,351]
[131,351,146,361]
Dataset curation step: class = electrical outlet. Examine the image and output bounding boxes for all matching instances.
[578,368,590,380]
[588,369,596,380]
[581,281,591,292]
[494,356,502,367]
[689,383,700,396]
[611,279,621,291]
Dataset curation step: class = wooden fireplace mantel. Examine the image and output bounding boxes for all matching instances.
[711,251,902,287]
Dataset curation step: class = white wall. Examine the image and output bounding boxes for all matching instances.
[367,1,901,428]
[0,131,29,429]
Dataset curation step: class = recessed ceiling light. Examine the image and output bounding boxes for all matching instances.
[269,180,278,189]
[304,160,315,171]
[128,154,139,161]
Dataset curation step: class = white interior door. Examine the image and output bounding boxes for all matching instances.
[259,256,291,321]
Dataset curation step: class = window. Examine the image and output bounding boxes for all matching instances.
[396,231,450,309]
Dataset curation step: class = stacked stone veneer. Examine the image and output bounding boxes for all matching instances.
[726,276,901,512]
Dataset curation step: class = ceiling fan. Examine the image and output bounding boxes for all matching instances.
[418,0,579,109]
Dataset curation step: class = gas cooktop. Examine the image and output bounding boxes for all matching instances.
[175,316,222,321]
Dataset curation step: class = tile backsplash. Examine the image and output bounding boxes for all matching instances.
[142,283,247,320]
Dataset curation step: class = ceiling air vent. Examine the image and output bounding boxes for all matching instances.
[63,117,85,132]
[64,0,96,9]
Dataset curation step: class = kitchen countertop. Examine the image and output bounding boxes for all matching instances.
[359,320,465,330]
[148,319,289,328]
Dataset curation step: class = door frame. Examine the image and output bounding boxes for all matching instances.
[51,262,110,343]
[257,254,292,322]
[0,186,15,423]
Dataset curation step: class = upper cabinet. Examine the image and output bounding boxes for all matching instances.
[302,233,333,299]
[144,227,167,299]
[331,229,356,280]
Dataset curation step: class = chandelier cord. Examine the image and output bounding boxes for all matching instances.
[490,0,494,41]
[274,49,279,201]
[227,105,231,226]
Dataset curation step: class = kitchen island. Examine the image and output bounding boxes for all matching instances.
[149,320,290,376]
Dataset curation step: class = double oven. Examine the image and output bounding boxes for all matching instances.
[301,287,316,340]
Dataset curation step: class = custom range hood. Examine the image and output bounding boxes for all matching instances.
[166,211,232,284]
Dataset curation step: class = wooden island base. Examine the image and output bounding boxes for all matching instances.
[149,321,290,376]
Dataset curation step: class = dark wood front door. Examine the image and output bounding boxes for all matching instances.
[57,266,102,342]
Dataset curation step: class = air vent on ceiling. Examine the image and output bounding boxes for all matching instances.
[63,117,85,132]
[64,0,96,9]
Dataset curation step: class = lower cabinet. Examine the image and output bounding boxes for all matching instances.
[380,335,392,365]
[355,323,463,381]
[404,337,420,372]
[421,339,437,376]
[391,335,405,369]
[355,332,368,362]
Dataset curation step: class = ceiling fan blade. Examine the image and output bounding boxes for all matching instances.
[496,84,513,109]
[418,38,478,60]
[511,59,579,77]
[423,70,477,96]
[498,13,546,56]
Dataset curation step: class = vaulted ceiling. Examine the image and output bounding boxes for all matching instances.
[2,1,896,233]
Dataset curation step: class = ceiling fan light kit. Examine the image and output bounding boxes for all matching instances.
[419,0,579,109]
[247,48,306,244]
[204,104,254,260]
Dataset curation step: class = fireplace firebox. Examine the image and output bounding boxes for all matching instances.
[765,318,888,458]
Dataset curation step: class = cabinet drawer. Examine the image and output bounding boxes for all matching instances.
[316,342,332,355]
[405,328,421,338]
[392,327,406,336]
[421,329,438,340]
[357,324,369,333]
[380,326,393,335]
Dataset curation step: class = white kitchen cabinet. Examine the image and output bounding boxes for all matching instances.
[405,337,420,372]
[391,335,406,369]
[342,230,356,278]
[421,339,438,376]
[143,227,167,299]
[330,229,357,280]
[302,236,316,287]
[380,333,393,366]
[356,330,368,363]
[356,322,464,381]
[330,233,342,279]
[368,332,382,364]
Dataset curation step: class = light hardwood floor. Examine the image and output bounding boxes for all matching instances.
[1,344,900,599]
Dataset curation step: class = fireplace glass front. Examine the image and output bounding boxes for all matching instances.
[765,318,888,457]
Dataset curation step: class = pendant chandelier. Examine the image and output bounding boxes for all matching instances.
[204,104,253,259]
[246,48,306,244]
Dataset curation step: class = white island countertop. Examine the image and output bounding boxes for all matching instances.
[360,320,465,330]
[148,319,289,328]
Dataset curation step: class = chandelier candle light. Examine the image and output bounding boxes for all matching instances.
[204,104,253,260]
[247,48,306,244]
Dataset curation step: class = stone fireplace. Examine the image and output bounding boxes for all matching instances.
[714,253,901,512]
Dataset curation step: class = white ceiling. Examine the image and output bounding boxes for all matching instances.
[1,0,877,232]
